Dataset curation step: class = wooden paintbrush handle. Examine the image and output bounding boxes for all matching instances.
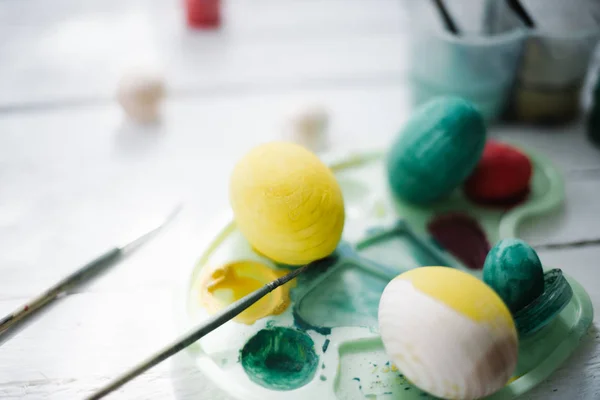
[0,248,121,336]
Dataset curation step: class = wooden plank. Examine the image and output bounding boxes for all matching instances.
[0,33,409,108]
[0,0,408,107]
[1,89,600,299]
[0,289,231,399]
[0,361,231,400]
[0,0,406,38]
[537,246,600,298]
[519,176,600,247]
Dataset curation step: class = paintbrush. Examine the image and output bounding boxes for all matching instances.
[506,0,535,28]
[0,204,182,338]
[85,258,327,399]
[432,0,460,35]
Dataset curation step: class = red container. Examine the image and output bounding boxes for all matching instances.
[185,0,221,28]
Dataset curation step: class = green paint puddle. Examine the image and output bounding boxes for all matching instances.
[295,261,388,329]
[291,231,452,333]
[240,327,319,391]
[358,232,441,270]
[292,308,332,335]
[292,243,396,331]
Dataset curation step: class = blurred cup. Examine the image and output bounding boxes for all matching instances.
[404,1,527,122]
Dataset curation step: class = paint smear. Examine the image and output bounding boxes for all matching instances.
[468,187,530,209]
[322,339,331,353]
[294,261,388,331]
[336,338,417,398]
[240,327,319,391]
[427,212,490,270]
[293,308,332,335]
[357,230,444,271]
[198,260,293,325]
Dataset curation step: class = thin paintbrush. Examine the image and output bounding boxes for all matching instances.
[432,0,460,35]
[85,260,319,399]
[0,204,181,338]
[506,0,535,28]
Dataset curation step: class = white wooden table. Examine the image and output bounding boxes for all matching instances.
[0,0,598,399]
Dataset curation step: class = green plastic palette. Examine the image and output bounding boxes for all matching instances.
[175,146,593,400]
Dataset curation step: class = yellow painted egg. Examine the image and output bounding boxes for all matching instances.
[229,141,345,265]
[378,267,518,400]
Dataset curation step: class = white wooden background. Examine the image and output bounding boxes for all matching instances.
[0,0,599,399]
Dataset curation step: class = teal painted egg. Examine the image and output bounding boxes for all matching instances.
[386,96,487,204]
[483,238,545,313]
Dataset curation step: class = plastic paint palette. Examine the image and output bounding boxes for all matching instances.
[175,146,594,400]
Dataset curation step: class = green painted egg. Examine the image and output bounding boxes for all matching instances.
[386,96,486,204]
[483,238,545,313]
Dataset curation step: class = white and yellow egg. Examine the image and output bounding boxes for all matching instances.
[378,267,518,400]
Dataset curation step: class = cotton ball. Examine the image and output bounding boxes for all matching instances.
[283,105,329,152]
[117,68,166,123]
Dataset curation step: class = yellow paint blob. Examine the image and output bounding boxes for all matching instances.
[198,260,293,325]
[398,266,514,329]
[229,141,345,265]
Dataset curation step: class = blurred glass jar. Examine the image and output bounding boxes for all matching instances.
[403,0,600,124]
[505,0,600,124]
[508,29,599,124]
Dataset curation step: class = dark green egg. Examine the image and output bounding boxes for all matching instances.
[483,238,545,313]
[386,96,486,204]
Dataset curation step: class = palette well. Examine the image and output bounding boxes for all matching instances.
[175,146,592,400]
